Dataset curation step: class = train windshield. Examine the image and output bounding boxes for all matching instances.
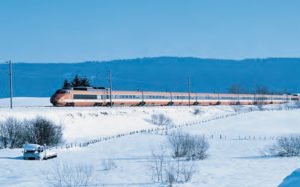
[55,90,67,94]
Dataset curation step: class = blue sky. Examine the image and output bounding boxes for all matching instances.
[0,0,300,62]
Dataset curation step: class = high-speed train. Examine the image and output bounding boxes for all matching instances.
[50,86,299,107]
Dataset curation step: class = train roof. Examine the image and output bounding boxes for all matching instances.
[67,86,107,91]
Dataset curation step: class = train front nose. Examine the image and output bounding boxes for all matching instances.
[50,94,58,106]
[50,93,66,106]
[50,89,67,106]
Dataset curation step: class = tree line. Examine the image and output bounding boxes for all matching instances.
[228,84,277,95]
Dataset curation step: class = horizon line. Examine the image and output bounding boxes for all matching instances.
[2,56,300,64]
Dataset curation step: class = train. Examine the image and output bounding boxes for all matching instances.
[50,86,300,107]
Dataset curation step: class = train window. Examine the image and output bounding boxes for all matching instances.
[73,87,88,91]
[74,94,97,99]
[56,90,67,94]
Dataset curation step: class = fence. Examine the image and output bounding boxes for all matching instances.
[51,105,300,151]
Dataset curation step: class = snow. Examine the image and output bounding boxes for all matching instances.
[0,98,234,142]
[0,97,51,107]
[0,97,299,186]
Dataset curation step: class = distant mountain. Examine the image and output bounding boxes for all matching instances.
[0,57,300,98]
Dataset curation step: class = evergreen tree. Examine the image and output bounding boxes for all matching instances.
[62,80,71,89]
[80,77,90,87]
[70,74,91,87]
[71,74,81,87]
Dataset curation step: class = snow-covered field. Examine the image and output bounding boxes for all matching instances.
[0,97,299,186]
[0,97,51,107]
[0,98,235,142]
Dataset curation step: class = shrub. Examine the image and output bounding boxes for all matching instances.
[193,108,202,115]
[168,131,190,158]
[267,136,300,157]
[47,162,94,187]
[101,159,117,171]
[232,105,242,113]
[151,114,172,126]
[187,135,209,160]
[168,131,209,160]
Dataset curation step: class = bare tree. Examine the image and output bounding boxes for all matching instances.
[47,162,94,187]
[168,131,190,158]
[150,149,166,183]
[164,162,177,187]
[151,114,173,126]
[256,86,269,94]
[150,149,196,186]
[228,84,242,94]
[24,116,63,146]
[0,117,24,148]
[188,135,209,160]
[180,162,196,182]
[101,159,117,171]
[266,136,300,157]
[0,116,63,148]
[168,131,209,160]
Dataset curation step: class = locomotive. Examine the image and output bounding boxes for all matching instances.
[50,86,299,107]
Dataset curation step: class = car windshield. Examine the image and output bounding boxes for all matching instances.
[25,150,35,153]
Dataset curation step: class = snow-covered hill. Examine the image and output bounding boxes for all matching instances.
[0,99,299,186]
[0,98,235,142]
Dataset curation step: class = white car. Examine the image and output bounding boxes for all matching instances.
[23,143,57,160]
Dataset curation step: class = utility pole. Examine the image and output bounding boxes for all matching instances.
[109,70,112,107]
[8,61,13,109]
[188,74,191,106]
